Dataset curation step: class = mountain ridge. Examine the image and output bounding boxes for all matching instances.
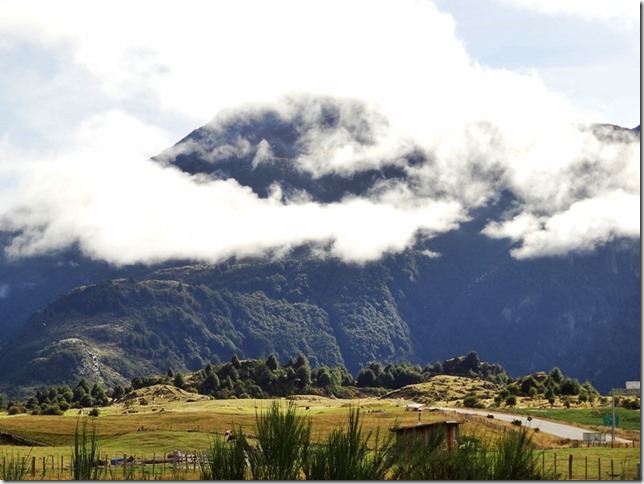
[0,100,639,396]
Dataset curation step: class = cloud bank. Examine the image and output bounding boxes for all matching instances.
[0,0,639,265]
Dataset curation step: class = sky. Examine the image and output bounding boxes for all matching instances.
[0,0,640,265]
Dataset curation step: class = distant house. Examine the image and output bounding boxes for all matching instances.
[390,421,462,452]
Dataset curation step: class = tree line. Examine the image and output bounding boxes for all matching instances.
[2,351,638,414]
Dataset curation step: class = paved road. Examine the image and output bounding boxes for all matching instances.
[434,407,632,444]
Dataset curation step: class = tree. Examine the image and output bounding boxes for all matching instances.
[549,367,564,384]
[505,395,517,407]
[295,365,312,388]
[507,383,520,396]
[464,351,481,371]
[266,354,279,371]
[91,386,109,406]
[231,354,241,369]
[80,394,94,408]
[112,385,125,401]
[201,373,220,394]
[356,368,377,387]
[173,372,186,389]
[76,378,91,394]
[367,361,383,378]
[559,377,581,396]
[294,354,309,369]
[316,368,333,388]
[520,376,539,395]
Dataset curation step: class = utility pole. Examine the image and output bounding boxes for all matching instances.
[611,389,616,445]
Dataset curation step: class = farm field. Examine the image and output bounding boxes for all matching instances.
[0,387,640,480]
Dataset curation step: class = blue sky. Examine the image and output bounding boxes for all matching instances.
[0,0,639,265]
[435,0,639,128]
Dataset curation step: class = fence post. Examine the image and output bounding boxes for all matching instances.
[610,459,614,480]
[598,457,601,480]
[568,454,573,480]
[31,456,35,477]
[42,456,46,476]
[554,453,557,476]
[585,456,588,480]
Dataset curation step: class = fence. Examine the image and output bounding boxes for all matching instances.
[435,411,641,480]
[546,453,640,480]
[1,450,206,480]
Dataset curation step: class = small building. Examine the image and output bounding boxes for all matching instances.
[390,421,462,452]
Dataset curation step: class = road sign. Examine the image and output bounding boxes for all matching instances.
[603,415,619,426]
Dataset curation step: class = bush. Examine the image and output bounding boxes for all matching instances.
[41,403,64,416]
[463,395,484,409]
[7,405,25,415]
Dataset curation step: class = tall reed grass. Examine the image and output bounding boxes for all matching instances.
[0,449,32,480]
[303,406,392,480]
[70,418,102,480]
[198,427,249,480]
[390,427,550,480]
[249,400,312,480]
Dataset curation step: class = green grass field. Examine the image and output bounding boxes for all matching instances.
[509,406,641,432]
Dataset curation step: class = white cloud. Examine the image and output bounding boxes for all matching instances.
[501,0,640,28]
[484,191,640,258]
[0,0,639,265]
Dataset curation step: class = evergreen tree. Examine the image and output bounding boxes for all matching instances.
[173,372,186,389]
[266,354,279,371]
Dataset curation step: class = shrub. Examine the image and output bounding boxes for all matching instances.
[41,403,63,416]
[7,405,25,415]
[463,395,484,409]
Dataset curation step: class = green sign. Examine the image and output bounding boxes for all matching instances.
[603,415,619,426]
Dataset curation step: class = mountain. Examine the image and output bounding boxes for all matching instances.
[0,97,639,397]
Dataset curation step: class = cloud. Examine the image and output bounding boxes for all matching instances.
[500,0,640,29]
[0,0,639,266]
[483,190,640,258]
[0,110,468,265]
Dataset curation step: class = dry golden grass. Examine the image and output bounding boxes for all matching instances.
[0,390,640,481]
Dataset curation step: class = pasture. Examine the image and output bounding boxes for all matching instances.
[0,388,640,480]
